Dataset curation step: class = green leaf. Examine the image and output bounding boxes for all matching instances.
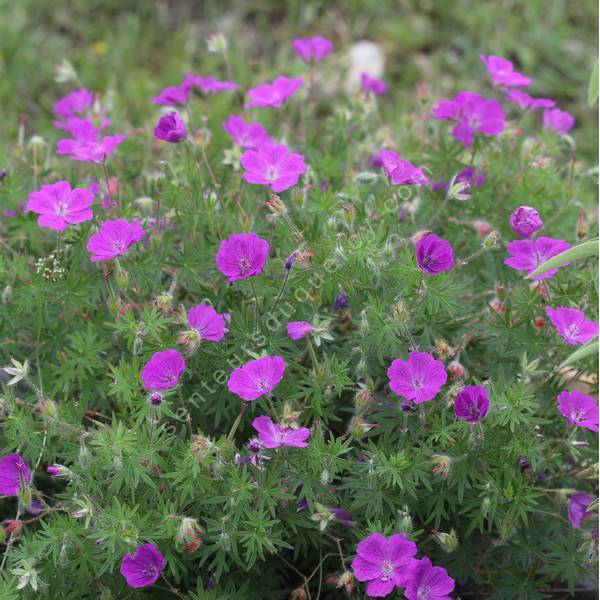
[524,239,598,279]
[588,60,599,107]
[559,339,599,369]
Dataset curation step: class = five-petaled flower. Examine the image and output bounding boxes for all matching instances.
[361,73,388,96]
[556,391,599,432]
[241,143,307,192]
[140,349,186,391]
[351,532,417,597]
[568,492,595,529]
[227,355,286,402]
[86,219,146,262]
[252,415,310,448]
[222,115,271,149]
[380,150,429,185]
[415,234,454,275]
[545,307,599,346]
[388,351,448,405]
[454,385,490,423]
[245,76,303,108]
[183,74,238,94]
[56,119,127,163]
[120,543,165,588]
[0,453,31,497]
[215,232,270,282]
[186,303,230,343]
[480,54,531,87]
[404,557,455,600]
[53,88,95,119]
[543,108,575,134]
[26,181,94,231]
[504,236,571,280]
[153,84,190,107]
[292,36,333,63]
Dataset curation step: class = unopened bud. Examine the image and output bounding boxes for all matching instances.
[190,435,212,460]
[47,464,70,477]
[434,339,453,361]
[431,454,451,479]
[447,361,466,381]
[177,517,204,551]
[577,211,588,239]
[483,230,500,249]
[392,300,409,322]
[355,171,379,185]
[431,528,459,553]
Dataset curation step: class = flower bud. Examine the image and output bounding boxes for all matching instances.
[483,230,500,248]
[447,361,467,381]
[320,469,330,485]
[47,464,70,477]
[509,206,543,238]
[190,435,213,460]
[177,517,204,552]
[34,398,58,419]
[150,392,163,406]
[154,292,173,315]
[207,32,228,53]
[355,171,379,185]
[290,587,308,600]
[177,328,201,353]
[434,339,453,361]
[431,454,451,479]
[392,299,409,322]
[473,220,493,238]
[431,528,459,553]
[577,210,588,239]
[266,195,286,216]
[3,520,23,537]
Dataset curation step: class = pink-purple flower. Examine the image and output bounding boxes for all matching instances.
[154,111,187,143]
[153,84,190,107]
[480,54,532,87]
[416,234,454,275]
[56,120,127,163]
[245,76,303,108]
[227,355,286,402]
[504,237,571,280]
[556,391,599,432]
[187,303,230,342]
[252,415,310,448]
[454,385,490,423]
[380,150,429,185]
[183,74,238,94]
[543,108,575,134]
[387,351,447,404]
[215,232,269,282]
[140,349,186,391]
[361,73,388,96]
[405,557,455,600]
[222,115,271,149]
[568,492,595,529]
[503,89,555,111]
[120,543,165,588]
[546,307,599,346]
[240,143,307,192]
[432,91,506,148]
[53,89,95,119]
[286,321,314,340]
[509,206,543,238]
[86,219,146,262]
[431,167,485,195]
[351,532,417,597]
[0,453,31,497]
[292,36,333,63]
[26,181,94,232]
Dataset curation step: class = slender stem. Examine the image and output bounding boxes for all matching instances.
[267,269,291,319]
[101,161,114,209]
[200,144,220,192]
[0,505,21,571]
[154,197,161,234]
[249,280,260,332]
[306,339,320,374]
[226,402,247,443]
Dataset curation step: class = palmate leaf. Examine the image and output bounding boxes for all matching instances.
[524,239,599,279]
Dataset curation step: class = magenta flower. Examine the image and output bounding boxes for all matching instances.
[187,303,230,342]
[286,321,314,340]
[54,115,111,136]
[227,355,286,402]
[543,108,575,134]
[504,237,571,280]
[454,385,490,423]
[153,84,190,107]
[26,181,94,232]
[380,150,429,185]
[416,234,454,275]
[56,122,127,164]
[252,415,310,449]
[432,92,505,148]
[405,557,455,600]
[241,143,307,193]
[0,453,31,497]
[86,219,146,262]
[503,89,555,111]
[568,493,595,529]
[53,89,94,119]
[140,349,186,391]
[245,76,303,108]
[387,351,447,405]
[184,74,238,93]
[509,206,543,238]
[480,54,532,87]
[154,111,187,143]
[546,307,599,346]
[292,36,333,63]
[120,543,165,588]
[215,232,269,282]
[557,391,599,432]
[431,166,486,195]
[361,73,388,96]
[351,532,417,597]
[47,464,69,477]
[222,115,271,149]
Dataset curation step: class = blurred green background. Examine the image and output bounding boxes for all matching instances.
[0,0,597,159]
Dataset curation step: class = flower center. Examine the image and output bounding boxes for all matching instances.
[566,324,580,339]
[142,564,158,578]
[162,371,177,384]
[417,585,432,600]
[255,378,270,392]
[380,560,394,581]
[412,377,424,390]
[468,404,480,417]
[570,410,584,423]
[54,200,69,216]
[265,166,279,181]
[238,257,252,275]
[112,240,125,253]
